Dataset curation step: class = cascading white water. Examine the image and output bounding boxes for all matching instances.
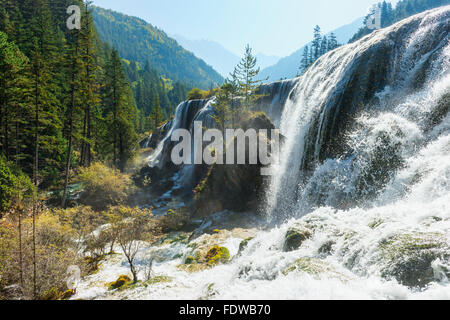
[266,6,450,219]
[74,7,450,300]
[147,99,211,169]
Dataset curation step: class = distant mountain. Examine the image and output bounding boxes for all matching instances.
[173,35,281,78]
[172,35,240,78]
[259,17,364,82]
[256,53,281,71]
[92,7,223,89]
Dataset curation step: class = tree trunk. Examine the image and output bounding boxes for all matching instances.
[113,71,117,169]
[62,35,79,208]
[18,205,23,287]
[130,262,138,284]
[3,97,8,160]
[32,61,40,300]
[119,129,124,172]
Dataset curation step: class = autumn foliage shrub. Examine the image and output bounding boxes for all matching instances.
[76,163,136,211]
[159,209,190,233]
[0,156,33,214]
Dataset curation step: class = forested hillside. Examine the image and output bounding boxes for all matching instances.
[0,0,190,190]
[0,0,139,187]
[122,59,189,134]
[92,7,224,90]
[349,0,450,42]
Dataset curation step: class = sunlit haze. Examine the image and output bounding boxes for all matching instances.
[92,0,399,57]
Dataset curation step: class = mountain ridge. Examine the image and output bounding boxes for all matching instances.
[172,35,281,78]
[259,17,364,81]
[92,6,223,90]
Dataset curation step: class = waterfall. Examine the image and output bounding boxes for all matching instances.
[266,6,450,219]
[147,99,211,169]
[257,78,300,127]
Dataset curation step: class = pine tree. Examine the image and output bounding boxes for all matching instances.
[320,36,328,56]
[62,25,83,208]
[381,1,394,28]
[79,0,99,167]
[312,25,322,61]
[104,48,137,171]
[0,32,28,161]
[149,93,163,132]
[117,84,138,172]
[212,83,233,133]
[105,49,127,168]
[25,0,65,186]
[327,33,339,51]
[26,1,65,297]
[233,44,264,110]
[300,45,310,75]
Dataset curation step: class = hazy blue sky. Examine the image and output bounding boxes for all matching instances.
[92,0,398,57]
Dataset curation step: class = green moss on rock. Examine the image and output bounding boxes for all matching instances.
[184,256,195,265]
[282,258,332,276]
[379,232,450,288]
[282,257,350,282]
[177,264,210,273]
[283,227,312,252]
[61,289,76,300]
[205,246,230,266]
[145,276,173,286]
[108,275,131,290]
[238,237,255,256]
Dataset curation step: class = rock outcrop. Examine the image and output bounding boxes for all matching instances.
[192,112,278,217]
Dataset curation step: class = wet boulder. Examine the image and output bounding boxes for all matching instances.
[283,226,312,252]
[379,232,450,288]
[192,112,278,217]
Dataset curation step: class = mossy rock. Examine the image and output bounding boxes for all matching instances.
[177,264,210,273]
[159,232,190,246]
[379,232,450,288]
[108,275,131,290]
[238,237,254,256]
[184,256,195,265]
[118,276,173,291]
[282,258,331,276]
[40,287,64,300]
[202,283,219,300]
[426,93,449,129]
[368,219,384,229]
[318,241,335,256]
[84,255,104,274]
[283,227,312,252]
[61,289,76,300]
[282,258,349,281]
[143,276,173,286]
[205,246,230,266]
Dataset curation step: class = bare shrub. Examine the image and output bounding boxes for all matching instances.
[112,209,156,283]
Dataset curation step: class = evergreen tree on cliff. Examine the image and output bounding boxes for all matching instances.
[312,25,322,61]
[299,45,310,75]
[232,44,264,110]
